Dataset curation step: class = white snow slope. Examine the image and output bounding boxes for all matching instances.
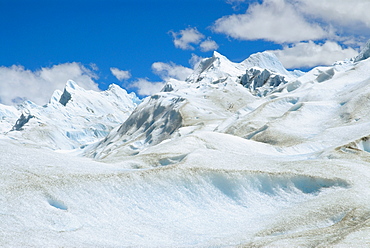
[1,49,370,247]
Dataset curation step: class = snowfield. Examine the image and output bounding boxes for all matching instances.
[2,137,369,247]
[1,48,370,247]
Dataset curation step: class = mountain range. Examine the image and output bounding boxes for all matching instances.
[1,43,370,246]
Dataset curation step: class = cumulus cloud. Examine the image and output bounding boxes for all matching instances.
[213,0,370,46]
[0,63,99,105]
[170,27,219,52]
[213,0,329,43]
[296,0,370,32]
[270,41,358,68]
[200,38,219,52]
[128,61,193,97]
[170,27,205,50]
[210,0,369,68]
[128,61,194,97]
[151,62,193,81]
[110,67,131,81]
[129,78,165,96]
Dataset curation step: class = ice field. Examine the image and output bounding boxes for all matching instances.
[1,45,370,246]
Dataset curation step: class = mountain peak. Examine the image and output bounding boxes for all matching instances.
[186,50,292,85]
[212,51,227,60]
[108,83,120,91]
[58,80,88,106]
[242,51,290,76]
[65,80,84,92]
[187,51,243,83]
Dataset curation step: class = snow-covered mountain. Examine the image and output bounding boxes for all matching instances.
[84,51,298,160]
[1,80,139,149]
[1,47,370,247]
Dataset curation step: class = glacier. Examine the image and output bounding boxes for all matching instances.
[1,81,139,150]
[1,48,370,247]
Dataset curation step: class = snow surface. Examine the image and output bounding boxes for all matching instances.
[1,49,370,247]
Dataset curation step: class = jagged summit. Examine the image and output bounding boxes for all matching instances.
[186,51,244,83]
[187,50,295,86]
[47,80,85,106]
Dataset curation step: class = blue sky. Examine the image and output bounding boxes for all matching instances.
[0,0,369,105]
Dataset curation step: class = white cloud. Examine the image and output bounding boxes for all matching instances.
[128,61,193,96]
[213,0,329,43]
[110,67,131,81]
[126,59,195,97]
[296,0,370,31]
[270,40,358,68]
[129,78,165,96]
[170,27,219,52]
[211,0,368,68]
[200,38,219,52]
[214,0,370,46]
[170,27,205,50]
[89,63,99,71]
[151,62,193,81]
[0,63,99,105]
[226,0,248,10]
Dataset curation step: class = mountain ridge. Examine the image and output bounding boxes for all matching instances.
[1,80,139,149]
[0,47,364,153]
